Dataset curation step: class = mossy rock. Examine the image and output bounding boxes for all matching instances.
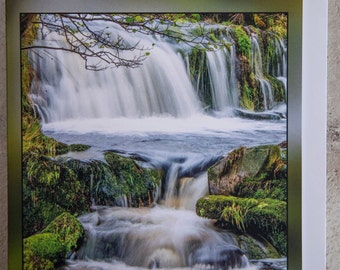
[24,233,66,270]
[208,145,284,196]
[234,177,287,201]
[42,212,84,252]
[102,151,163,207]
[69,144,91,152]
[23,154,91,237]
[234,26,251,59]
[196,195,287,256]
[23,150,163,236]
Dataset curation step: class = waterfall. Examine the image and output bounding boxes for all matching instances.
[250,33,287,109]
[29,18,287,124]
[276,38,288,101]
[250,33,273,110]
[29,33,202,123]
[206,45,239,112]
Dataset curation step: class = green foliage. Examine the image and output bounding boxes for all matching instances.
[190,14,201,22]
[125,15,145,24]
[24,233,66,270]
[267,14,287,39]
[221,198,258,232]
[234,26,251,59]
[165,25,182,40]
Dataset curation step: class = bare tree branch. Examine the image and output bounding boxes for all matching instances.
[21,13,227,70]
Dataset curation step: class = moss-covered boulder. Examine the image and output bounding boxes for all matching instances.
[23,150,163,237]
[24,212,85,270]
[42,212,84,253]
[196,195,286,256]
[208,144,284,196]
[24,233,66,270]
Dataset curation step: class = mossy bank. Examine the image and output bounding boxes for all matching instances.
[196,144,287,258]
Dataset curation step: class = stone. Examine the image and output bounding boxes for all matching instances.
[208,145,282,195]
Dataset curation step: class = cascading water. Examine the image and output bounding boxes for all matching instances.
[28,15,287,270]
[205,43,239,112]
[250,33,273,110]
[250,32,287,110]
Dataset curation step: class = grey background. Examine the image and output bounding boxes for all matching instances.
[0,0,338,268]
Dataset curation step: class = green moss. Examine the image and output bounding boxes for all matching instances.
[196,195,287,255]
[234,177,287,201]
[103,152,162,206]
[69,144,91,152]
[234,26,251,59]
[238,234,267,259]
[42,212,84,252]
[24,233,66,270]
[23,150,163,236]
[267,75,286,102]
[241,81,255,111]
[23,155,90,237]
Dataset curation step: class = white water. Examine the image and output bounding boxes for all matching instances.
[29,15,287,270]
[206,45,239,111]
[30,34,201,122]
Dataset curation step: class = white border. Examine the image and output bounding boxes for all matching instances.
[302,0,327,269]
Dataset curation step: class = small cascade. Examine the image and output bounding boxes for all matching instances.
[250,32,287,110]
[250,33,274,110]
[72,206,250,270]
[206,45,239,112]
[275,38,288,101]
[64,152,252,269]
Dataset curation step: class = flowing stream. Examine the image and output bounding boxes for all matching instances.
[29,15,287,270]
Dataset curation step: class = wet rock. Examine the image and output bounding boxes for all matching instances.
[208,144,283,195]
[189,244,248,269]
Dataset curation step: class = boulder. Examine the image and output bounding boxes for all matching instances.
[208,145,283,195]
[24,212,84,270]
[24,233,66,270]
[42,212,84,253]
